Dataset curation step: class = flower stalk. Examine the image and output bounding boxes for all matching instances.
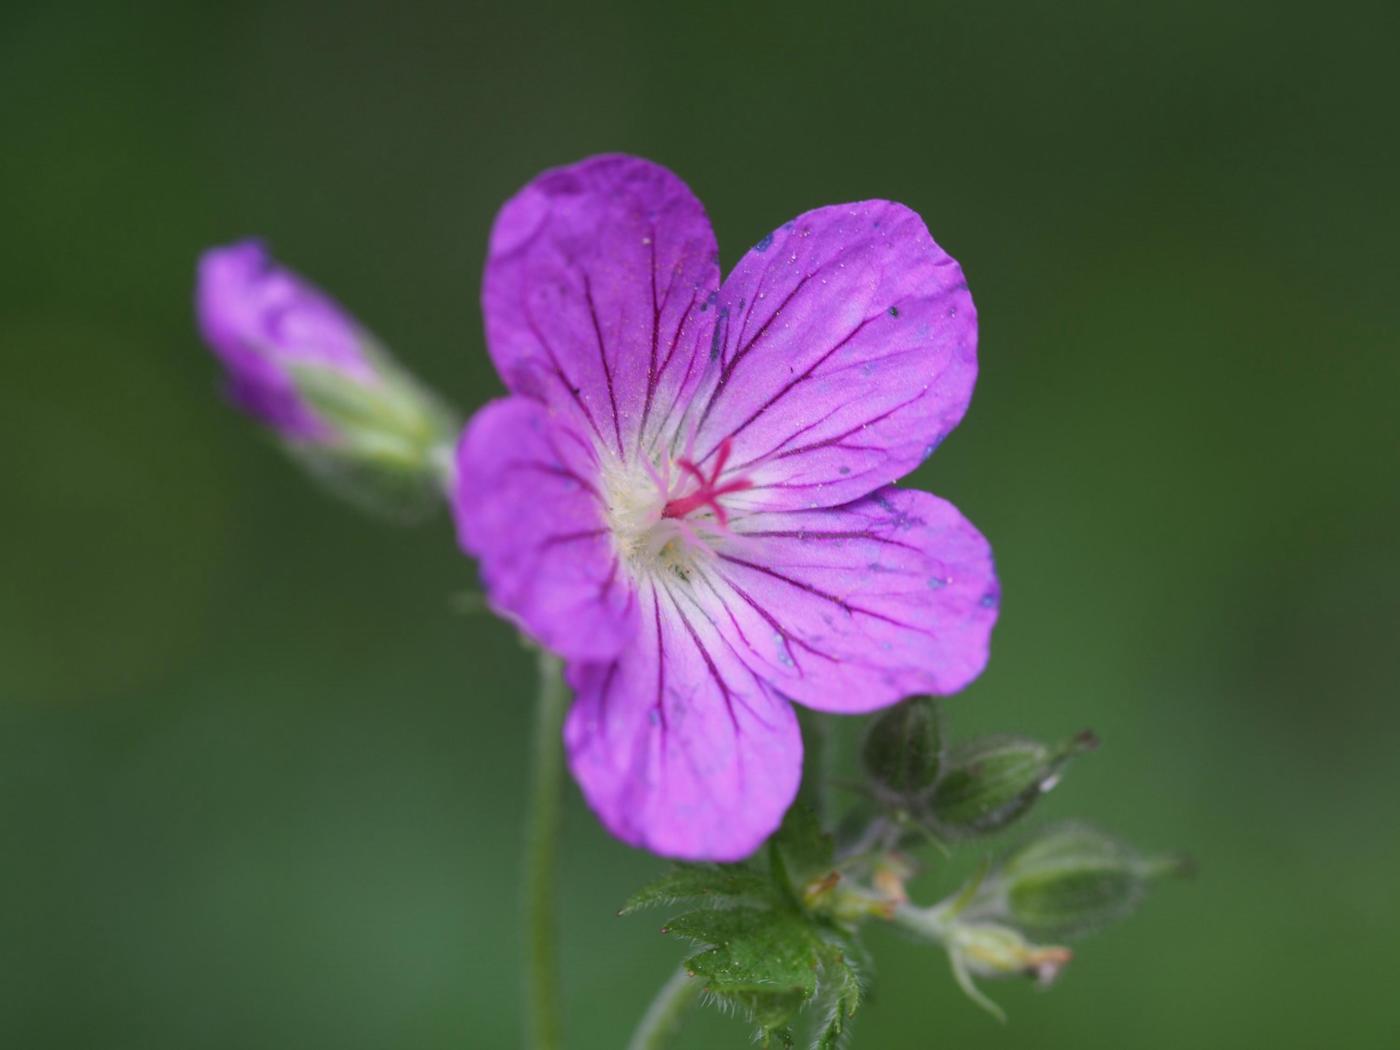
[524,650,569,1050]
[627,966,701,1050]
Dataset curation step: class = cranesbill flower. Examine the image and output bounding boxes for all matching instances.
[454,156,998,860]
[196,240,458,515]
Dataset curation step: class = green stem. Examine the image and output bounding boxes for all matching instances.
[627,966,701,1050]
[796,708,833,822]
[524,650,568,1050]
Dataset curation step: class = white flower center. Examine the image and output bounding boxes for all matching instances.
[598,437,753,581]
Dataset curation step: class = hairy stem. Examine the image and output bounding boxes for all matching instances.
[524,650,568,1050]
[627,966,701,1050]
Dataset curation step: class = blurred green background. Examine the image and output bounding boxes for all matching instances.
[4,1,1397,1046]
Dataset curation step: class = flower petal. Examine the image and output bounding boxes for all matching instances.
[483,155,721,461]
[196,240,374,439]
[564,580,803,860]
[452,397,638,661]
[687,488,997,713]
[679,202,977,512]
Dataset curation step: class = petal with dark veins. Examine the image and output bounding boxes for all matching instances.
[679,202,977,512]
[688,487,997,712]
[483,155,721,460]
[564,581,802,861]
[453,397,638,661]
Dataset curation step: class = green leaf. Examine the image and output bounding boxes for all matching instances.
[765,1030,797,1048]
[620,863,778,915]
[774,803,835,886]
[628,813,873,1045]
[811,941,864,1050]
[667,907,820,998]
[664,905,870,1040]
[712,989,804,1038]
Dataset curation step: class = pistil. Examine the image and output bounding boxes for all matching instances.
[661,438,753,527]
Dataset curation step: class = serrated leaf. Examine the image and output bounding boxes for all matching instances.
[636,824,876,1047]
[621,863,778,915]
[667,907,821,998]
[811,946,863,1050]
[711,989,806,1036]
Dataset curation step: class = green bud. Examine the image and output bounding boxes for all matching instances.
[990,822,1186,940]
[930,730,1097,836]
[862,697,944,797]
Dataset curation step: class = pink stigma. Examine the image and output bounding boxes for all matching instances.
[661,438,753,527]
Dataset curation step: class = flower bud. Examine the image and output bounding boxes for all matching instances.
[944,918,1072,1020]
[930,730,1097,836]
[948,921,1072,984]
[988,822,1184,940]
[196,240,459,519]
[862,697,944,797]
[892,886,1076,1021]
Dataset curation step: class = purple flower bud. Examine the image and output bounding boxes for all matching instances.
[195,240,459,519]
[196,239,375,440]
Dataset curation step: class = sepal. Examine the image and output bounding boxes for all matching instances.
[282,347,459,521]
[929,730,1097,836]
[861,696,944,799]
[981,822,1189,940]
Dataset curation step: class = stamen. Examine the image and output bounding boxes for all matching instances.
[670,516,720,561]
[640,452,668,492]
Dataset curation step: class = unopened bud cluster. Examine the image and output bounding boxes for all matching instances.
[837,697,1186,1019]
[860,697,1098,842]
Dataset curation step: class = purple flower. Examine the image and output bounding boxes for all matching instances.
[454,156,998,860]
[196,240,458,515]
[197,239,375,440]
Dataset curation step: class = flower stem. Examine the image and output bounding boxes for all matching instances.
[524,650,568,1050]
[627,966,700,1050]
[797,707,833,822]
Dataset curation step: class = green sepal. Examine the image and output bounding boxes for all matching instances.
[279,345,459,522]
[289,339,457,449]
[282,440,444,523]
[930,730,1097,836]
[996,822,1183,940]
[861,696,943,798]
